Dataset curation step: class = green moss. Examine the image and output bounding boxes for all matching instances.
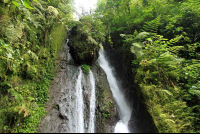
[50,24,67,58]
[81,64,90,74]
[102,112,110,118]
[54,104,59,111]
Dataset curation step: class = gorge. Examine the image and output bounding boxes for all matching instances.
[38,35,157,133]
[1,0,199,133]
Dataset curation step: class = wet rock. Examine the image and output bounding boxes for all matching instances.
[38,41,118,133]
[38,42,73,133]
[91,65,118,133]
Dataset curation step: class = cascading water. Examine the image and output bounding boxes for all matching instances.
[88,70,96,133]
[39,38,120,133]
[75,68,85,133]
[98,50,132,133]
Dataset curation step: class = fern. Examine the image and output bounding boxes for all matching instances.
[5,22,24,42]
[135,32,151,41]
[167,35,183,46]
[18,103,29,117]
[169,46,185,54]
[189,89,200,99]
[130,42,145,58]
[141,16,161,33]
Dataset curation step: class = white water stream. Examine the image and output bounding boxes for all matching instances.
[88,70,96,133]
[75,68,85,133]
[98,50,132,133]
[66,39,96,133]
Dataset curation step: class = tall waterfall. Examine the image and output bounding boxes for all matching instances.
[98,50,132,133]
[88,70,96,133]
[75,68,85,133]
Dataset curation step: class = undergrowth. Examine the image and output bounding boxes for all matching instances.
[0,23,70,133]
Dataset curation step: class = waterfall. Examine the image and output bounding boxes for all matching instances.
[75,68,85,133]
[98,50,132,133]
[88,70,96,133]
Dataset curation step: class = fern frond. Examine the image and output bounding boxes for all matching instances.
[135,32,150,41]
[189,89,200,99]
[169,46,184,54]
[18,103,29,117]
[5,22,24,42]
[141,16,161,33]
[167,35,183,46]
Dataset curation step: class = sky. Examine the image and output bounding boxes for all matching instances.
[73,0,97,20]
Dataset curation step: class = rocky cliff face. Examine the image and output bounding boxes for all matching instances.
[38,41,118,133]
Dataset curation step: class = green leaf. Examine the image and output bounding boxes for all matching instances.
[130,46,136,53]
[33,0,39,3]
[2,0,10,3]
[161,90,173,96]
[2,44,13,52]
[165,119,175,124]
[132,43,144,49]
[7,53,13,59]
[120,34,127,38]
[23,0,34,9]
[136,51,144,57]
[12,1,19,7]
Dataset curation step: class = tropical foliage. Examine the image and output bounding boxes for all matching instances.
[0,0,74,132]
[1,0,200,133]
[95,0,200,133]
[69,14,105,65]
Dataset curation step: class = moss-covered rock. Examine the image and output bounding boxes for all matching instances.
[68,27,99,65]
[68,16,105,65]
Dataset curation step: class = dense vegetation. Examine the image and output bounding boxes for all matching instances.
[1,0,200,133]
[94,0,200,133]
[0,0,74,132]
[68,15,105,65]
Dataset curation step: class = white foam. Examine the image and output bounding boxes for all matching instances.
[115,121,130,133]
